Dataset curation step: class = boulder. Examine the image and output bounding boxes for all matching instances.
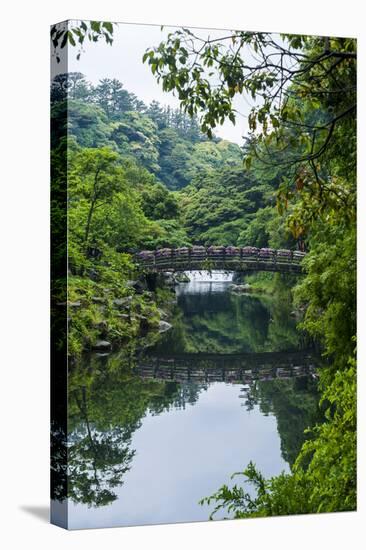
[162,273,176,285]
[113,296,133,308]
[290,310,302,318]
[157,308,168,320]
[87,268,99,281]
[158,320,173,333]
[92,340,112,351]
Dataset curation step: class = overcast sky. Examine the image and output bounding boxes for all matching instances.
[66,21,255,145]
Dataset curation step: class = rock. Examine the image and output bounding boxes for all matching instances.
[162,273,176,285]
[157,308,168,320]
[92,340,112,351]
[158,320,173,333]
[87,268,99,281]
[113,296,133,307]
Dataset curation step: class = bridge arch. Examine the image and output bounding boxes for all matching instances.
[135,246,306,274]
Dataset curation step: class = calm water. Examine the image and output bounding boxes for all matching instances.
[65,272,320,529]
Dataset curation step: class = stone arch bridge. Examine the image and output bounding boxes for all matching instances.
[135,246,306,274]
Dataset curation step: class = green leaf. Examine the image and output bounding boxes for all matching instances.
[102,22,113,34]
[68,32,76,46]
[90,21,101,33]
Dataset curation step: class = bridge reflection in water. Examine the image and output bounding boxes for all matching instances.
[135,350,318,384]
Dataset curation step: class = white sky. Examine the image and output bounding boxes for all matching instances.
[66,21,254,145]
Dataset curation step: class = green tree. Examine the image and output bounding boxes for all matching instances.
[110,111,160,173]
[51,100,110,148]
[93,78,136,118]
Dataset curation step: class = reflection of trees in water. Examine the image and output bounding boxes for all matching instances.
[240,376,322,466]
[68,386,135,507]
[54,353,207,508]
[51,422,68,502]
[53,286,318,507]
[150,381,209,414]
[153,289,303,355]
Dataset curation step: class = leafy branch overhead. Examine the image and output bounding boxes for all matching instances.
[144,29,356,234]
[143,29,356,144]
[51,20,115,62]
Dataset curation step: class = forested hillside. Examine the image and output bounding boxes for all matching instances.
[51,73,243,189]
[52,73,300,252]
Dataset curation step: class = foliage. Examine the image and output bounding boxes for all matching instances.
[181,166,268,245]
[295,225,356,370]
[51,20,115,63]
[51,100,110,148]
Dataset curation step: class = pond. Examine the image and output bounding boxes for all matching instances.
[65,272,320,529]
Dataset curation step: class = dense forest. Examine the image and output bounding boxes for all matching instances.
[51,25,356,520]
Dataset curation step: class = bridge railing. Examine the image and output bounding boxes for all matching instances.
[135,246,306,272]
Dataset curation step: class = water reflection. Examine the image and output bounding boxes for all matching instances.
[57,278,320,528]
[152,277,304,354]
